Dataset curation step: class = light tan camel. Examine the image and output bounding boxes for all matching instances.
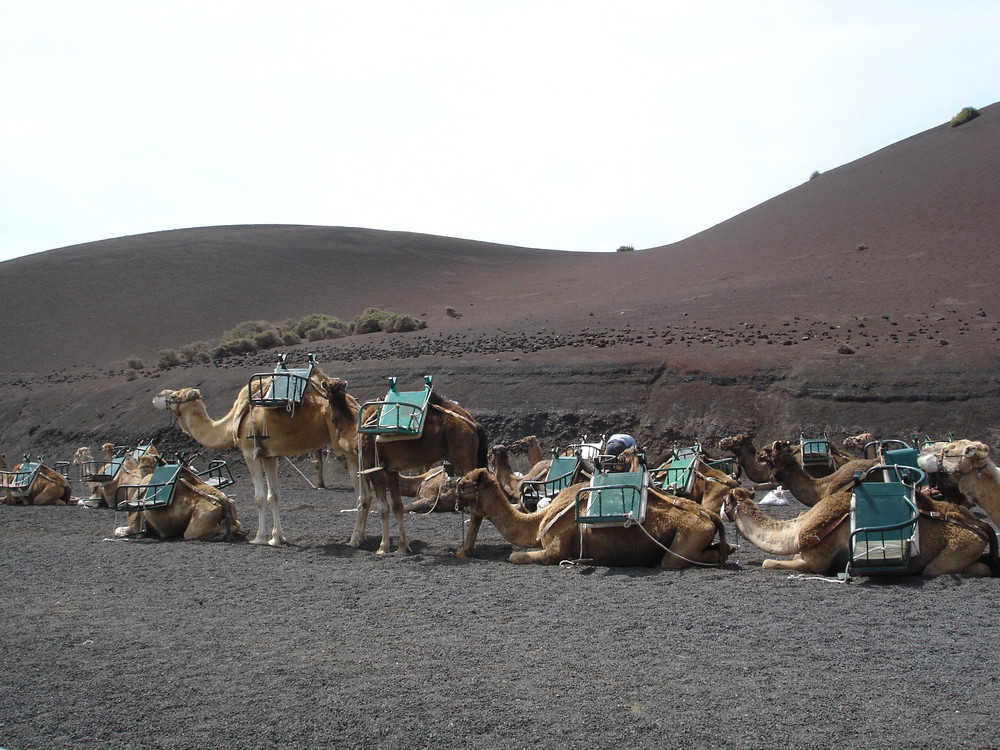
[488,443,561,500]
[113,455,242,541]
[758,440,875,507]
[154,372,360,546]
[507,435,546,469]
[77,443,153,509]
[842,433,878,457]
[921,440,1000,527]
[1,459,73,506]
[320,377,488,554]
[455,468,734,568]
[721,486,998,576]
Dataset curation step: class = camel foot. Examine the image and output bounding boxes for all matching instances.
[113,526,129,538]
[249,535,269,545]
[267,537,286,547]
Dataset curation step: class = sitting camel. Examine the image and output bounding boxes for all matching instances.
[321,377,489,554]
[718,433,776,488]
[454,468,734,568]
[721,486,998,576]
[401,466,460,513]
[1,457,73,506]
[77,442,154,509]
[154,365,360,546]
[113,454,242,541]
[758,440,875,507]
[842,433,879,457]
[488,443,556,500]
[921,440,1000,527]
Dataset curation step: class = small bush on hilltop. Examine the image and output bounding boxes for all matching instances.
[950,106,979,127]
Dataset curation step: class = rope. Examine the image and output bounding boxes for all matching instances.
[786,573,849,584]
[284,456,317,489]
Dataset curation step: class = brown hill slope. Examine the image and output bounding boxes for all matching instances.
[0,103,998,458]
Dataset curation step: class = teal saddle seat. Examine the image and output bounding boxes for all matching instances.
[651,446,700,496]
[576,464,649,527]
[848,465,922,576]
[249,362,315,408]
[1,462,42,491]
[116,464,184,512]
[359,376,434,440]
[800,436,835,469]
[520,452,582,510]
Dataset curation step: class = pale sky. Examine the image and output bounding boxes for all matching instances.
[1,1,997,262]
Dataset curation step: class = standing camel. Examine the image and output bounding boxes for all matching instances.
[154,373,360,546]
[320,377,488,554]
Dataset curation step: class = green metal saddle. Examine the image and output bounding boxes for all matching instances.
[248,355,316,408]
[358,375,433,441]
[519,451,582,510]
[576,456,649,527]
[847,465,922,576]
[116,464,184,511]
[1,462,42,491]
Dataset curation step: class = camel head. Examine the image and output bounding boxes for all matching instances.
[320,378,349,398]
[720,486,755,522]
[719,432,754,452]
[137,453,160,479]
[72,447,93,465]
[842,432,877,454]
[931,440,991,476]
[488,444,510,462]
[758,440,794,468]
[455,467,494,511]
[508,435,538,454]
[100,442,116,460]
[153,388,202,413]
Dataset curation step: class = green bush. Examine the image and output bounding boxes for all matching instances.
[179,341,211,364]
[295,313,347,340]
[950,107,979,127]
[253,329,282,350]
[616,245,635,253]
[352,308,427,335]
[212,338,257,360]
[126,356,145,370]
[158,349,181,369]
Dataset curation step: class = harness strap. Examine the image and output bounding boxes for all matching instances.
[799,511,850,550]
[918,508,991,544]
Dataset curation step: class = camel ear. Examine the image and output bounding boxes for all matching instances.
[965,443,980,457]
[973,442,989,457]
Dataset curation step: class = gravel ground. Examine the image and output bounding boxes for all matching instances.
[3,464,1000,750]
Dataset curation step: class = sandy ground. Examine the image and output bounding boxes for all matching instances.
[3,462,1000,750]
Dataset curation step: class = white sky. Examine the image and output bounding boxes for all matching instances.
[1,1,998,262]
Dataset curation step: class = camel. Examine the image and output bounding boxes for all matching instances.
[842,432,879,457]
[921,440,1000,527]
[718,433,776,487]
[758,440,875,507]
[401,466,461,513]
[154,368,361,546]
[320,377,488,554]
[506,435,547,469]
[1,458,73,506]
[113,454,242,541]
[720,486,998,576]
[454,468,734,568]
[76,442,154,509]
[489,443,559,500]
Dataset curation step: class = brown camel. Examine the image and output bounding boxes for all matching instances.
[401,467,461,513]
[454,468,734,568]
[113,454,242,541]
[154,369,360,546]
[1,458,73,506]
[721,485,998,576]
[320,377,488,554]
[507,435,547,469]
[922,440,1000,527]
[489,443,561,501]
[718,433,776,487]
[759,440,875,507]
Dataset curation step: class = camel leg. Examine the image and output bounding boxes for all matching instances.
[245,456,271,545]
[313,449,326,490]
[660,529,717,570]
[509,548,563,565]
[183,503,226,540]
[386,473,410,554]
[921,555,990,577]
[455,511,484,558]
[348,472,377,548]
[761,555,824,572]
[261,456,286,547]
[114,512,143,538]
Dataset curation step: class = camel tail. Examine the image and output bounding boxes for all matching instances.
[982,524,1000,577]
[475,424,489,469]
